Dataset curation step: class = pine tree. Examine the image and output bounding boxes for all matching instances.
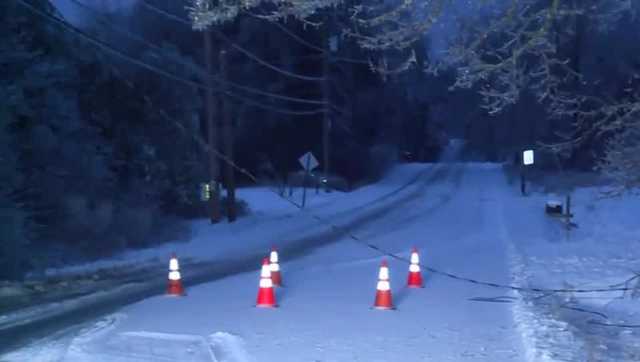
[0,105,30,280]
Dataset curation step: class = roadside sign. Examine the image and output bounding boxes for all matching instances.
[298,152,319,171]
[523,150,534,166]
[298,152,319,209]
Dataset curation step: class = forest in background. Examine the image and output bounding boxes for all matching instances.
[2,0,638,280]
[1,0,443,279]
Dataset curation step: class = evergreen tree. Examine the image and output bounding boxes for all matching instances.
[0,104,30,280]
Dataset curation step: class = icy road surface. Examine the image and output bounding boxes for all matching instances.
[4,163,539,362]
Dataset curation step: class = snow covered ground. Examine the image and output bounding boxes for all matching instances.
[3,161,639,361]
[40,164,431,279]
[0,162,441,348]
[505,184,640,361]
[2,163,524,361]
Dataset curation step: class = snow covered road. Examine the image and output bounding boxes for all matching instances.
[0,163,436,352]
[3,163,535,362]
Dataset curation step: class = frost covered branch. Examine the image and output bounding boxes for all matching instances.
[367,49,417,82]
[430,0,579,115]
[345,0,449,50]
[188,0,342,30]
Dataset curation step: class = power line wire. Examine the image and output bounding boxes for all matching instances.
[137,79,639,297]
[21,0,626,297]
[332,55,370,65]
[248,12,370,65]
[259,16,325,53]
[206,133,639,295]
[229,95,326,116]
[305,204,636,295]
[16,0,325,116]
[104,57,306,209]
[139,0,326,82]
[66,0,326,106]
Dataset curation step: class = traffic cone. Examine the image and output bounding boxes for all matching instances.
[407,247,424,288]
[269,247,282,287]
[167,253,185,296]
[373,260,394,310]
[256,257,277,308]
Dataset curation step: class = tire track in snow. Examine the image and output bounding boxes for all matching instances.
[356,162,465,240]
[497,181,586,362]
[461,166,556,362]
[0,164,443,356]
[209,332,254,362]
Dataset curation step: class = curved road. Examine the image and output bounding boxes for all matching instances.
[4,162,531,362]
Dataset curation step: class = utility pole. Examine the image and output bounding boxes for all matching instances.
[322,16,332,192]
[220,48,236,222]
[520,164,526,196]
[204,30,221,223]
[301,155,310,208]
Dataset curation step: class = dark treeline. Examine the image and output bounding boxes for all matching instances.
[3,0,639,280]
[437,0,640,171]
[1,0,445,279]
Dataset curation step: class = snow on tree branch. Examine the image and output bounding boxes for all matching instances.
[590,0,637,33]
[597,124,640,195]
[188,0,342,30]
[549,86,640,193]
[345,0,449,50]
[368,49,417,82]
[428,0,571,115]
[423,1,640,195]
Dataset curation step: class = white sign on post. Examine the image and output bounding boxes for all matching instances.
[523,149,534,166]
[298,152,319,171]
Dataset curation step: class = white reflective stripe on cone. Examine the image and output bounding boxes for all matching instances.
[270,263,280,272]
[169,258,179,271]
[410,253,419,264]
[377,280,390,291]
[270,251,278,263]
[378,267,389,280]
[259,278,273,288]
[168,271,181,281]
[261,265,271,278]
[409,263,420,272]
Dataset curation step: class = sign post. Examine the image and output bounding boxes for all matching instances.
[521,149,534,196]
[298,152,320,208]
[302,155,310,208]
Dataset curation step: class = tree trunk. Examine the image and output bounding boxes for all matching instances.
[220,49,236,222]
[322,13,332,191]
[204,30,221,223]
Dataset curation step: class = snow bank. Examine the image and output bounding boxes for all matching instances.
[506,184,640,361]
[1,163,438,355]
[42,164,431,279]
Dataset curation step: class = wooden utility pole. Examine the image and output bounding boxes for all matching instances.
[301,155,310,208]
[322,18,331,192]
[220,49,236,222]
[204,30,221,223]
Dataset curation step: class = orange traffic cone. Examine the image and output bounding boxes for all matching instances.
[269,247,282,287]
[167,253,185,296]
[256,257,277,308]
[373,260,394,310]
[407,247,424,288]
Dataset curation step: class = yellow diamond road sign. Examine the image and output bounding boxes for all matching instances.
[299,152,319,171]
